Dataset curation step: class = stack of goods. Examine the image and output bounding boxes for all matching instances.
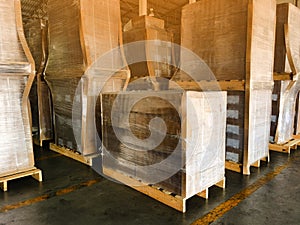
[0,0,37,176]
[21,0,52,145]
[123,15,174,89]
[271,3,300,144]
[45,0,129,155]
[102,90,227,211]
[178,0,276,174]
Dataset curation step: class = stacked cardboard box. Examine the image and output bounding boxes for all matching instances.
[45,0,128,155]
[179,0,276,174]
[102,90,227,200]
[123,16,174,83]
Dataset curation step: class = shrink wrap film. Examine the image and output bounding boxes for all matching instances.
[178,0,276,168]
[46,0,129,154]
[0,0,36,176]
[102,90,227,197]
[21,0,53,143]
[123,16,174,82]
[272,3,300,144]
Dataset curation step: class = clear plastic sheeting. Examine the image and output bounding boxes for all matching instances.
[275,80,300,144]
[248,89,272,164]
[272,4,300,144]
[123,16,174,81]
[0,0,35,177]
[0,1,27,63]
[0,77,32,176]
[102,90,226,197]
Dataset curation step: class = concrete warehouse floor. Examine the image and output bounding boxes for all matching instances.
[0,145,300,225]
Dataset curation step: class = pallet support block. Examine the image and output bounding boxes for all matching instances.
[0,168,42,192]
[269,138,300,154]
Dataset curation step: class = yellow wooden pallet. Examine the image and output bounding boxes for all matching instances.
[269,137,300,154]
[49,143,94,166]
[103,167,225,213]
[0,168,42,192]
[225,157,268,174]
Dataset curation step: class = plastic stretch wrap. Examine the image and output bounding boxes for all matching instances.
[0,78,33,176]
[46,0,129,154]
[180,0,276,168]
[272,3,300,144]
[21,0,53,143]
[102,90,226,197]
[0,0,35,177]
[123,16,174,82]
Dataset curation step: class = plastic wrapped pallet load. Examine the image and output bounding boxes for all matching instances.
[270,3,300,151]
[45,0,130,157]
[101,90,227,212]
[21,0,53,146]
[177,0,276,174]
[0,0,41,189]
[123,16,174,82]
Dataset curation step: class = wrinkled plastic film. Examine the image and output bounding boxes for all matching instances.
[0,78,32,175]
[273,4,300,144]
[248,89,272,165]
[275,80,300,144]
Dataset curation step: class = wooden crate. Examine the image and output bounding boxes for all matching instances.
[101,90,227,212]
[178,0,276,174]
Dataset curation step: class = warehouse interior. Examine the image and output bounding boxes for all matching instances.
[1,0,300,224]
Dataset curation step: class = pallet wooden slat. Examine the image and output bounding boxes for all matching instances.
[49,143,94,166]
[103,167,224,213]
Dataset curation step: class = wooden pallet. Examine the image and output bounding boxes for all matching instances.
[49,143,94,166]
[269,137,300,154]
[0,168,42,192]
[103,167,225,213]
[33,136,52,147]
[225,157,268,174]
[171,80,245,91]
